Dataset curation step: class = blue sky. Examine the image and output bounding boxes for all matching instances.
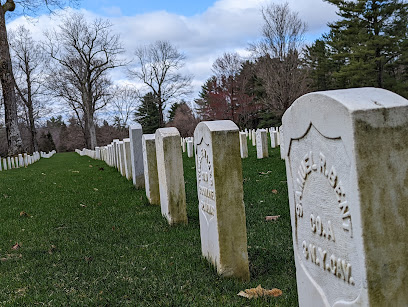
[81,0,217,17]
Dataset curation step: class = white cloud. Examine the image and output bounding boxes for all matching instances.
[6,0,337,121]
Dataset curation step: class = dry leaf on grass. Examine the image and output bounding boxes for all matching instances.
[19,211,31,217]
[89,165,93,168]
[79,204,86,207]
[238,285,282,299]
[265,215,280,221]
[93,188,99,191]
[71,171,80,173]
[272,189,278,194]
[12,243,21,250]
[48,245,57,254]
[259,171,273,175]
[1,254,22,262]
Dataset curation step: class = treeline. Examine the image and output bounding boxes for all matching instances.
[0,116,128,157]
[194,0,408,130]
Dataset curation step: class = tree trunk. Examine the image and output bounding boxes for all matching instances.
[158,100,164,128]
[0,6,23,155]
[88,118,97,150]
[27,102,38,152]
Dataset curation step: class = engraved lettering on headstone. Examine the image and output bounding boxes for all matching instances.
[197,146,216,225]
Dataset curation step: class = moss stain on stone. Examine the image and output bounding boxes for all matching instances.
[354,110,408,306]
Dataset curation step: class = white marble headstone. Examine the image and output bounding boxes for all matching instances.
[142,134,160,205]
[155,127,187,225]
[239,132,248,158]
[187,140,193,158]
[282,88,408,306]
[194,120,249,281]
[129,124,145,188]
[256,129,268,159]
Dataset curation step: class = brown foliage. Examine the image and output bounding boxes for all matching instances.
[166,103,198,137]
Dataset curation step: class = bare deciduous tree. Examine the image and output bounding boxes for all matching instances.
[45,12,126,149]
[0,0,79,155]
[211,52,242,122]
[9,25,46,152]
[250,2,309,114]
[129,40,192,128]
[110,84,139,129]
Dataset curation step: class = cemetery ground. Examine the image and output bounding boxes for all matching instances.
[0,144,296,306]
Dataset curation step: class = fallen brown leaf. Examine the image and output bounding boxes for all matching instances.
[84,256,93,263]
[272,189,278,194]
[238,285,282,299]
[89,165,93,168]
[48,245,57,254]
[19,211,30,217]
[93,188,99,191]
[0,254,22,262]
[12,243,21,250]
[80,204,86,207]
[265,215,280,221]
[259,171,273,175]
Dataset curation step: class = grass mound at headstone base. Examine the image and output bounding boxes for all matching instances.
[0,144,296,306]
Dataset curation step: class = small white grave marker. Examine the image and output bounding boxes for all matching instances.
[142,134,160,205]
[155,127,187,225]
[256,129,268,159]
[239,132,248,158]
[187,140,194,158]
[129,124,145,188]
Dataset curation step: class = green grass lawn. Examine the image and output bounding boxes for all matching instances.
[0,142,297,306]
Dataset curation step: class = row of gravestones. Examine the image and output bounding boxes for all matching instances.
[0,150,56,171]
[181,127,282,160]
[77,88,408,306]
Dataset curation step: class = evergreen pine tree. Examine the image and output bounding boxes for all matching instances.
[317,0,408,91]
[134,93,160,134]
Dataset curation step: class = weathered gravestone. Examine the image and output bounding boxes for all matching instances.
[7,157,11,169]
[18,154,23,168]
[194,120,250,281]
[282,88,408,306]
[118,141,126,177]
[142,134,160,205]
[155,127,187,225]
[271,131,278,148]
[239,132,248,158]
[280,127,285,160]
[113,139,120,169]
[256,129,268,159]
[251,130,256,146]
[129,124,145,188]
[182,138,186,153]
[187,140,194,158]
[123,138,133,181]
